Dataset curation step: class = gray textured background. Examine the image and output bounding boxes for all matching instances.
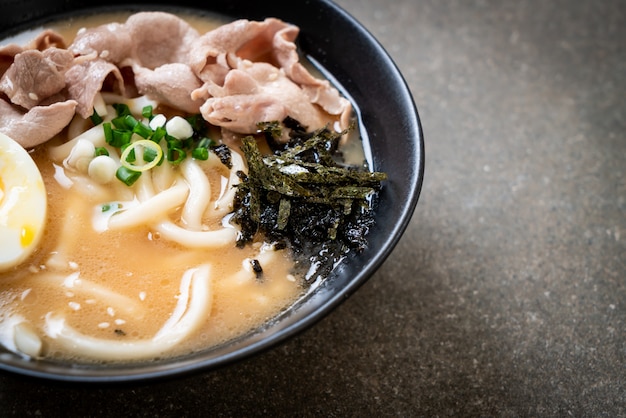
[1,0,625,416]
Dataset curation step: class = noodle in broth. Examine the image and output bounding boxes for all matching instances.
[0,10,369,364]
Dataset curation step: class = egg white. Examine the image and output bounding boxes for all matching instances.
[0,132,48,271]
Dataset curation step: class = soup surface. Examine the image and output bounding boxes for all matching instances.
[0,10,375,364]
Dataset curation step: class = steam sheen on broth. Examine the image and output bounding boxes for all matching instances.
[0,11,369,364]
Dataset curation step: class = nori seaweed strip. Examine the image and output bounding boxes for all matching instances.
[240,136,313,198]
[250,259,263,281]
[277,198,291,230]
[211,143,232,169]
[231,122,387,281]
[283,164,387,185]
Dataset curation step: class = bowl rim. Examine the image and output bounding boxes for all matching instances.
[0,0,425,383]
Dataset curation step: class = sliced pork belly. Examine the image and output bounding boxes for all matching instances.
[0,99,77,148]
[66,12,350,141]
[189,18,291,85]
[133,63,203,113]
[67,12,202,115]
[0,12,353,150]
[69,22,132,64]
[26,29,67,51]
[1,30,67,76]
[0,48,74,109]
[189,17,351,139]
[64,59,125,118]
[124,12,199,69]
[0,31,75,147]
[70,12,199,67]
[198,62,332,137]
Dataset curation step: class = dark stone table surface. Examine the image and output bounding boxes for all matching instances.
[1,0,624,416]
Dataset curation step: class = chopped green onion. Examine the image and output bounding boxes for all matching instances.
[112,114,138,131]
[192,147,209,160]
[197,137,215,149]
[142,105,153,120]
[120,139,164,172]
[103,122,113,143]
[108,129,132,147]
[151,126,166,143]
[143,146,159,163]
[112,103,131,117]
[191,137,215,161]
[94,147,109,157]
[116,166,141,186]
[123,115,139,129]
[166,137,183,150]
[90,109,103,125]
[101,104,220,186]
[121,143,136,163]
[167,147,186,165]
[186,114,207,134]
[133,120,153,139]
[111,116,125,130]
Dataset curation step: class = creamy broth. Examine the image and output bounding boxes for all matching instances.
[0,143,302,363]
[0,11,310,363]
[0,144,303,362]
[0,9,374,364]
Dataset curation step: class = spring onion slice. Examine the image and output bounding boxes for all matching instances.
[116,166,141,186]
[94,147,109,157]
[120,139,164,172]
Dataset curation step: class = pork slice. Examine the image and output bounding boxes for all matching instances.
[188,17,336,101]
[26,29,67,51]
[67,11,201,115]
[1,29,67,81]
[198,62,332,139]
[133,63,203,113]
[69,22,132,64]
[65,58,125,118]
[0,98,77,148]
[189,18,291,85]
[189,17,352,137]
[270,20,352,119]
[0,48,74,109]
[70,12,200,69]
[124,12,199,69]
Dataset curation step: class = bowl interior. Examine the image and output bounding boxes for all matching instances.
[0,0,424,383]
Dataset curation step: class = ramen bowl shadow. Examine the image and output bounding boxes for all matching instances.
[0,0,424,383]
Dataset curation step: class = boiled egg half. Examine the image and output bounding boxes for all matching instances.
[0,132,47,272]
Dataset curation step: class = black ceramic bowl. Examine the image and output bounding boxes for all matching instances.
[0,0,424,383]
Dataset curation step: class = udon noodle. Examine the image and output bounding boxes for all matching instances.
[0,11,369,364]
[0,92,303,363]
